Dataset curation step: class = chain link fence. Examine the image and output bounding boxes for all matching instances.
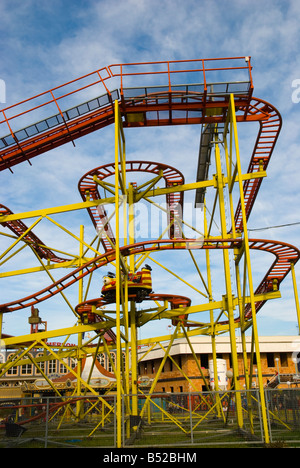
[1,388,300,448]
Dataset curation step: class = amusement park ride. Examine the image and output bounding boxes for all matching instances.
[0,57,300,446]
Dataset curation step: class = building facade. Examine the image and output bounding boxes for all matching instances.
[1,335,300,399]
[0,347,121,398]
[137,335,300,392]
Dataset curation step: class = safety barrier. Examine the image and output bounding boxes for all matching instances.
[1,389,300,448]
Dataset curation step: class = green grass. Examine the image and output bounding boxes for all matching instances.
[2,413,300,448]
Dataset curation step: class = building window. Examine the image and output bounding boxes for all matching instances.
[35,353,45,375]
[21,357,33,375]
[108,352,116,373]
[7,354,18,375]
[48,359,57,375]
[280,353,288,367]
[7,366,17,375]
[267,353,275,367]
[176,355,182,369]
[200,354,209,369]
[97,353,106,368]
[59,360,68,374]
[70,358,77,370]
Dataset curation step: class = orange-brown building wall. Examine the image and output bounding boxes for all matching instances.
[138,351,298,393]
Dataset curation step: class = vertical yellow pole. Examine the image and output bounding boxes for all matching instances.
[0,313,3,344]
[77,224,84,420]
[122,188,131,440]
[290,262,300,333]
[224,122,253,425]
[214,141,244,429]
[0,313,3,368]
[228,93,270,443]
[128,183,139,427]
[115,100,122,448]
[234,258,255,433]
[204,200,223,419]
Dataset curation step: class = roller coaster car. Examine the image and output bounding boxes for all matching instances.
[101,265,152,303]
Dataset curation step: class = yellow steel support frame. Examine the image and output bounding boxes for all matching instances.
[291,261,300,332]
[114,100,125,448]
[213,138,244,428]
[1,92,298,446]
[76,224,84,420]
[114,101,142,444]
[223,94,270,443]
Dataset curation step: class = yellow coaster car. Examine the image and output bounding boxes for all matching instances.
[101,265,152,303]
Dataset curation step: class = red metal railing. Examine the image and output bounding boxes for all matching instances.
[0,57,253,139]
[108,56,253,94]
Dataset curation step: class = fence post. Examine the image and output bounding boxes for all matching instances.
[114,394,117,448]
[44,397,49,448]
[264,388,273,444]
[189,393,194,444]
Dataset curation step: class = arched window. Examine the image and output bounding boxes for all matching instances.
[7,354,18,375]
[59,359,68,374]
[108,352,116,373]
[21,355,33,375]
[97,353,106,368]
[70,358,77,370]
[35,353,45,375]
[48,359,57,375]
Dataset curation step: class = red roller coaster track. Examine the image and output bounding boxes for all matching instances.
[0,58,281,232]
[0,204,66,263]
[78,160,185,249]
[0,58,297,335]
[0,238,299,321]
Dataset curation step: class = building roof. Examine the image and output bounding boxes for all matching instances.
[138,336,300,361]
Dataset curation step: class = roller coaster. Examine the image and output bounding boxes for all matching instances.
[0,57,300,446]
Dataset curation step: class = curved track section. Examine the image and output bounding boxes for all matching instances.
[0,94,281,239]
[0,238,298,322]
[233,98,282,231]
[245,239,300,317]
[0,59,293,336]
[75,293,191,318]
[0,204,66,263]
[78,160,185,248]
[0,59,281,234]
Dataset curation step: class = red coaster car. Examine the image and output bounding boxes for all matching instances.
[101,265,152,303]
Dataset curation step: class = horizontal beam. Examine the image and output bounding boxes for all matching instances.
[149,170,266,198]
[0,198,114,223]
[0,171,266,224]
[2,321,112,347]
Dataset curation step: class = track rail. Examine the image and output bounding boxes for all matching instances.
[0,58,293,334]
[0,59,281,237]
[0,204,66,263]
[234,98,282,231]
[0,95,281,238]
[78,160,185,250]
[0,238,298,319]
[75,293,191,316]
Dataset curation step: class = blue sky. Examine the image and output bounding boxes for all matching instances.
[1,0,300,341]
